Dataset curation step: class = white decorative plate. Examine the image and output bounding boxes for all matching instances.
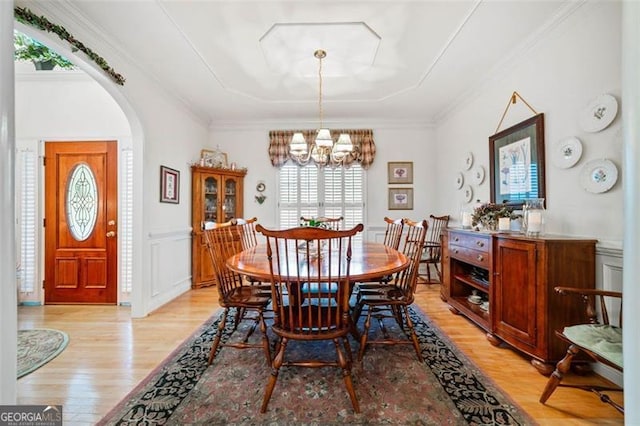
[579,94,618,133]
[463,152,474,170]
[552,137,583,169]
[463,184,474,203]
[580,159,618,193]
[455,172,464,189]
[472,165,485,185]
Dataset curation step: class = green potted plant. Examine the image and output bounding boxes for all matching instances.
[14,32,74,70]
[471,202,519,231]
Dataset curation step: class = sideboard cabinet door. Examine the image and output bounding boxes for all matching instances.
[493,238,539,353]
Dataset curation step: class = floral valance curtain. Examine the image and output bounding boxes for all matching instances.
[268,129,376,169]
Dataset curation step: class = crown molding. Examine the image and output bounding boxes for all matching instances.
[208,119,435,132]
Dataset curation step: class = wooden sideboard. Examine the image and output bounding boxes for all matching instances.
[443,228,596,375]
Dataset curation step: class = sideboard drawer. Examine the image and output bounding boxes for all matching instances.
[449,232,490,253]
[449,245,490,268]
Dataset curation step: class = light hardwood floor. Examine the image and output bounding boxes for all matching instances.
[17,283,624,425]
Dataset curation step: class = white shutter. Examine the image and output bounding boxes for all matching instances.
[278,163,365,237]
[19,149,37,293]
[120,149,133,294]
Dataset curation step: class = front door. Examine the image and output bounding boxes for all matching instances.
[44,141,118,304]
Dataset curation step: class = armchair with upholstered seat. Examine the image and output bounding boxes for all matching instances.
[539,286,623,413]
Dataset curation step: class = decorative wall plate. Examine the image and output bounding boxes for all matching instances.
[463,152,474,170]
[455,172,464,189]
[551,137,583,169]
[472,165,485,185]
[463,184,474,203]
[579,94,618,133]
[580,159,618,193]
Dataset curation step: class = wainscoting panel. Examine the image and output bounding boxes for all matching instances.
[148,228,192,313]
[594,245,623,387]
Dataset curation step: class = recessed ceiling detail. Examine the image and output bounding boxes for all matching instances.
[259,22,381,78]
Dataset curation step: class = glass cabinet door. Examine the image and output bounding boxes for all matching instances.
[223,178,237,221]
[204,176,218,222]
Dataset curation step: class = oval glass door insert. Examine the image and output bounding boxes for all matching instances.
[66,163,98,241]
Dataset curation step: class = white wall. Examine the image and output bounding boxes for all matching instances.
[209,123,436,236]
[435,1,622,248]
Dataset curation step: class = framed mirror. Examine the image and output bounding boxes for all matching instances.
[489,113,545,208]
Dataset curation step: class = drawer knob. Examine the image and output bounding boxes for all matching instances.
[453,249,459,254]
[454,237,459,242]
[477,255,484,261]
[476,241,484,247]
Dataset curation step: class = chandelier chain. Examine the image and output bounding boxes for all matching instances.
[318,51,324,129]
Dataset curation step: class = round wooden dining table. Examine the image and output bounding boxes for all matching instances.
[226,241,410,283]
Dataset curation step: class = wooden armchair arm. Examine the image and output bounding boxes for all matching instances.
[554,287,622,299]
[554,286,622,326]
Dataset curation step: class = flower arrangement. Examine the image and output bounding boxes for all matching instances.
[471,202,519,230]
[300,218,328,228]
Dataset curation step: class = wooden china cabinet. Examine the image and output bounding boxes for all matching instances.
[443,228,596,375]
[191,165,246,288]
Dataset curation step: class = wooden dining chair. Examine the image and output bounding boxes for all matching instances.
[203,223,271,366]
[355,217,405,299]
[300,215,344,230]
[236,216,259,250]
[354,218,428,362]
[256,223,364,413]
[539,286,623,413]
[419,214,450,283]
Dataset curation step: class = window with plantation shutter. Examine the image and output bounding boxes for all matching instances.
[278,163,365,236]
[19,149,37,293]
[120,149,134,294]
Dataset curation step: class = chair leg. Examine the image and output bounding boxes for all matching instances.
[208,308,229,365]
[402,305,423,362]
[433,262,441,282]
[258,309,271,365]
[357,309,373,361]
[334,338,360,413]
[233,307,243,331]
[342,336,353,365]
[540,344,580,403]
[425,262,432,283]
[261,337,288,413]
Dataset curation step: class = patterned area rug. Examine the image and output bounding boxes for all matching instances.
[18,329,69,379]
[100,307,533,425]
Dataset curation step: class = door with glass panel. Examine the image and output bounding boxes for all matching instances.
[44,141,118,304]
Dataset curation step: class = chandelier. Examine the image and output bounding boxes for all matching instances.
[289,49,354,167]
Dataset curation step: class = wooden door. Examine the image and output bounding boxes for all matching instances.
[45,141,118,304]
[493,238,538,350]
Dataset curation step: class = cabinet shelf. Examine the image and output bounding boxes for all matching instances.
[453,273,489,292]
[450,296,490,329]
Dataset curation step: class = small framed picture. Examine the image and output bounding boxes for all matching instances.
[388,161,413,184]
[160,165,180,204]
[388,188,414,210]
